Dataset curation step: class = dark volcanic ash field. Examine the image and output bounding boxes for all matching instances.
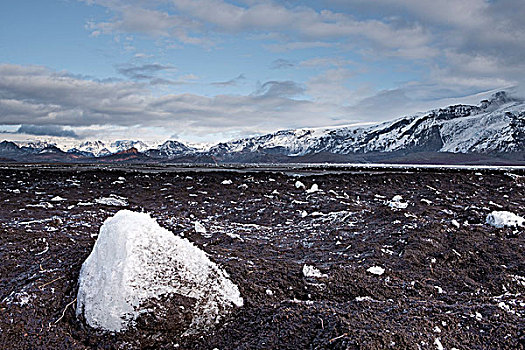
[0,165,524,349]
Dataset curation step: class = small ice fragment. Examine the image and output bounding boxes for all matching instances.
[194,221,207,235]
[295,181,305,189]
[265,289,273,296]
[221,179,233,185]
[355,296,374,302]
[451,219,460,228]
[310,211,324,217]
[387,195,408,209]
[434,326,441,333]
[50,196,66,202]
[95,195,128,206]
[475,312,482,321]
[306,184,319,194]
[301,210,308,218]
[302,264,327,278]
[434,338,444,350]
[486,211,525,228]
[367,266,385,275]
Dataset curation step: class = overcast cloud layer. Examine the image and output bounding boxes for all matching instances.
[1,0,524,142]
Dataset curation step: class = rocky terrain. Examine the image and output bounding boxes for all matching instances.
[0,164,524,349]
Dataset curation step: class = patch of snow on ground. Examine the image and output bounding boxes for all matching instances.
[302,264,327,278]
[486,211,524,227]
[76,210,243,333]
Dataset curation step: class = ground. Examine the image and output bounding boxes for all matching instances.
[0,165,524,349]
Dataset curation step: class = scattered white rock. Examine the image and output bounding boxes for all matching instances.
[367,266,385,275]
[221,179,233,185]
[302,264,327,278]
[486,211,524,228]
[305,184,319,194]
[76,210,243,333]
[387,195,408,209]
[295,180,306,189]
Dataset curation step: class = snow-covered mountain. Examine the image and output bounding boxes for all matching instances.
[2,92,523,164]
[209,91,524,157]
[72,141,112,157]
[110,140,149,153]
[145,140,196,158]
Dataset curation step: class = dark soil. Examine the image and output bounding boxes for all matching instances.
[1,165,524,349]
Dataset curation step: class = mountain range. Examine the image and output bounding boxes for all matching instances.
[1,92,524,165]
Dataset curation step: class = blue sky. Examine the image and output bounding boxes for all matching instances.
[0,0,523,143]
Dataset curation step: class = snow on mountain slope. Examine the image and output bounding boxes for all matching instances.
[144,140,196,158]
[209,92,525,156]
[110,140,149,153]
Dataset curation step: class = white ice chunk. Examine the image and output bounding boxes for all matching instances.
[295,181,305,189]
[194,221,206,233]
[50,196,66,202]
[486,211,525,228]
[305,184,319,194]
[76,210,243,333]
[221,179,233,185]
[95,195,128,206]
[302,264,327,278]
[434,337,444,350]
[367,266,385,275]
[387,195,408,209]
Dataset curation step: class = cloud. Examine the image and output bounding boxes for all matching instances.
[16,124,79,138]
[83,0,432,57]
[211,74,246,87]
[0,64,351,139]
[116,63,176,80]
[253,81,305,98]
[80,0,525,99]
[270,59,294,69]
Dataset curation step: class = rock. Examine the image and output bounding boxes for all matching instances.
[76,210,243,333]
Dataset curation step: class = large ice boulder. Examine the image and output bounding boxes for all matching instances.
[486,211,525,228]
[76,210,243,333]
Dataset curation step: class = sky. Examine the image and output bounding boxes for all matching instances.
[0,0,524,144]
